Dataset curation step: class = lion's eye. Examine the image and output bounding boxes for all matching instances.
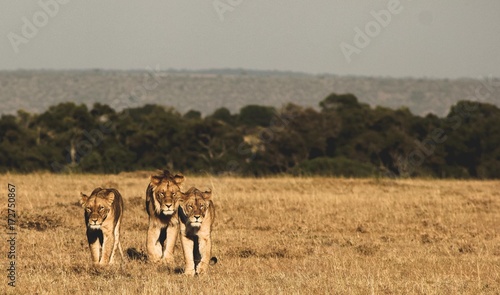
[98,206,104,212]
[85,208,92,213]
[188,205,193,210]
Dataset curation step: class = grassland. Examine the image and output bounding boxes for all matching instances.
[2,173,499,294]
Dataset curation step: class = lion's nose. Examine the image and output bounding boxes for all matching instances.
[194,215,201,220]
[166,204,172,208]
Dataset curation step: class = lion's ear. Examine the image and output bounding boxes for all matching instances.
[178,191,189,202]
[202,190,212,200]
[105,191,115,206]
[150,175,161,186]
[174,173,185,185]
[80,193,89,207]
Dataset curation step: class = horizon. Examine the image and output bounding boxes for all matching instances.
[1,67,498,81]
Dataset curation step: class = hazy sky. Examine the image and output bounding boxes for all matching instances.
[1,0,499,78]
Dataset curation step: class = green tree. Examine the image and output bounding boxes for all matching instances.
[238,105,276,127]
[209,107,234,124]
[184,110,202,120]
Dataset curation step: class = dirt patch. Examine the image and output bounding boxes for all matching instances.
[356,224,368,233]
[458,243,476,254]
[262,248,288,259]
[19,213,61,231]
[228,247,301,259]
[421,234,433,244]
[238,248,258,258]
[355,243,380,256]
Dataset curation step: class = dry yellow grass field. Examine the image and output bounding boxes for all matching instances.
[2,173,499,294]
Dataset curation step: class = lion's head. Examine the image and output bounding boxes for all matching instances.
[80,188,115,230]
[149,170,185,216]
[178,187,212,228]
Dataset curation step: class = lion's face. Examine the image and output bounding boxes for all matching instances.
[180,189,212,228]
[149,171,185,216]
[80,190,115,230]
[155,188,178,216]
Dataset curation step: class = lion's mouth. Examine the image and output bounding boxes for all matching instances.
[190,221,202,227]
[89,224,101,230]
[162,209,175,215]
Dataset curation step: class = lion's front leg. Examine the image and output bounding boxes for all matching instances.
[88,240,100,265]
[162,223,178,265]
[146,222,163,262]
[87,230,101,265]
[181,234,196,276]
[196,235,212,275]
[99,234,115,265]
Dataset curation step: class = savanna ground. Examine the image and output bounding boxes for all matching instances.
[1,173,499,294]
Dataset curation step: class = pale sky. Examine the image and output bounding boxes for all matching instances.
[1,0,499,78]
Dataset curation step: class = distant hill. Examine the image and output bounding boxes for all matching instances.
[0,69,498,117]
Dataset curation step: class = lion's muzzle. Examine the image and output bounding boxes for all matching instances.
[189,215,203,227]
[89,223,101,230]
[162,209,175,215]
[88,217,102,229]
[87,212,105,229]
[162,204,175,216]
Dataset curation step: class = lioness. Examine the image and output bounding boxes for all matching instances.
[146,170,185,264]
[178,187,215,275]
[80,187,124,265]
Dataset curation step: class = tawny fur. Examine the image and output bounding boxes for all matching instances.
[80,187,124,265]
[145,170,185,264]
[178,187,215,276]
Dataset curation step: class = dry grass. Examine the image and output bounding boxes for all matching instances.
[1,172,499,294]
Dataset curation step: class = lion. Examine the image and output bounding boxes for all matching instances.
[178,187,216,276]
[145,170,185,264]
[80,187,124,265]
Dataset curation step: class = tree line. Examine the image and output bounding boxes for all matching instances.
[1,93,499,178]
